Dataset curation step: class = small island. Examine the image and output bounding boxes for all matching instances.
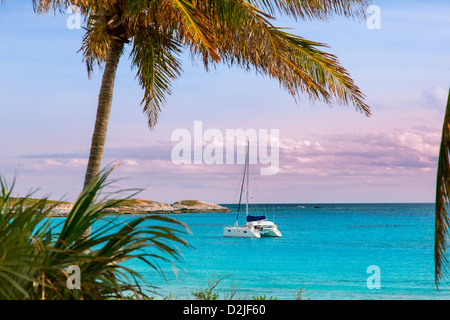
[41,199,230,217]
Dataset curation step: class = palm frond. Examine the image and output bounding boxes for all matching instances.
[32,0,94,15]
[0,178,54,299]
[80,23,111,77]
[272,29,370,114]
[435,87,450,288]
[192,1,370,115]
[130,30,183,128]
[247,0,371,20]
[168,0,220,61]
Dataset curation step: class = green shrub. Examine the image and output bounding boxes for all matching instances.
[0,166,190,300]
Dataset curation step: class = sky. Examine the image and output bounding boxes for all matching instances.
[0,0,449,204]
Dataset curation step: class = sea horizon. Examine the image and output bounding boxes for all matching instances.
[219,202,435,205]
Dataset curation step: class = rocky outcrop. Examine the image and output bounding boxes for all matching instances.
[102,200,178,215]
[47,203,74,217]
[45,199,229,217]
[172,200,230,213]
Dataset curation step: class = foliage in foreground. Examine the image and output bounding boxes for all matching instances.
[0,166,190,300]
[154,275,307,300]
[190,277,307,300]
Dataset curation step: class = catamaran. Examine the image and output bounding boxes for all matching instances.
[223,142,282,238]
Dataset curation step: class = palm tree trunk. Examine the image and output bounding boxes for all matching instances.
[79,39,124,242]
[84,39,125,188]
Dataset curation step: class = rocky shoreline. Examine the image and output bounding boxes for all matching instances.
[46,199,230,217]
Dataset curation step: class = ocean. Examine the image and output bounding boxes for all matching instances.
[102,203,450,300]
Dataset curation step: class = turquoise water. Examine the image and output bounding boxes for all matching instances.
[99,203,450,300]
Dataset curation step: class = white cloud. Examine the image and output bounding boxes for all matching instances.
[276,128,440,178]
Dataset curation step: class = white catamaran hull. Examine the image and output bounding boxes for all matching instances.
[223,223,281,238]
[248,220,282,237]
[259,227,282,237]
[223,226,261,238]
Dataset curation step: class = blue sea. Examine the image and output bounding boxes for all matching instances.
[100,203,450,300]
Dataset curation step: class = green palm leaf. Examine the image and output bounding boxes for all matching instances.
[435,87,450,288]
[169,0,220,61]
[130,30,183,128]
[248,0,369,19]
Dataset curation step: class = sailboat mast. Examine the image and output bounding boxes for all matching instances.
[246,141,249,217]
[235,148,247,226]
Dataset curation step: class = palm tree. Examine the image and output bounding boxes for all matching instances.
[435,87,450,288]
[34,0,371,189]
[33,0,372,242]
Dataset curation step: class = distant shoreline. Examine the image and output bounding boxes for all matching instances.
[11,198,434,217]
[39,199,230,217]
